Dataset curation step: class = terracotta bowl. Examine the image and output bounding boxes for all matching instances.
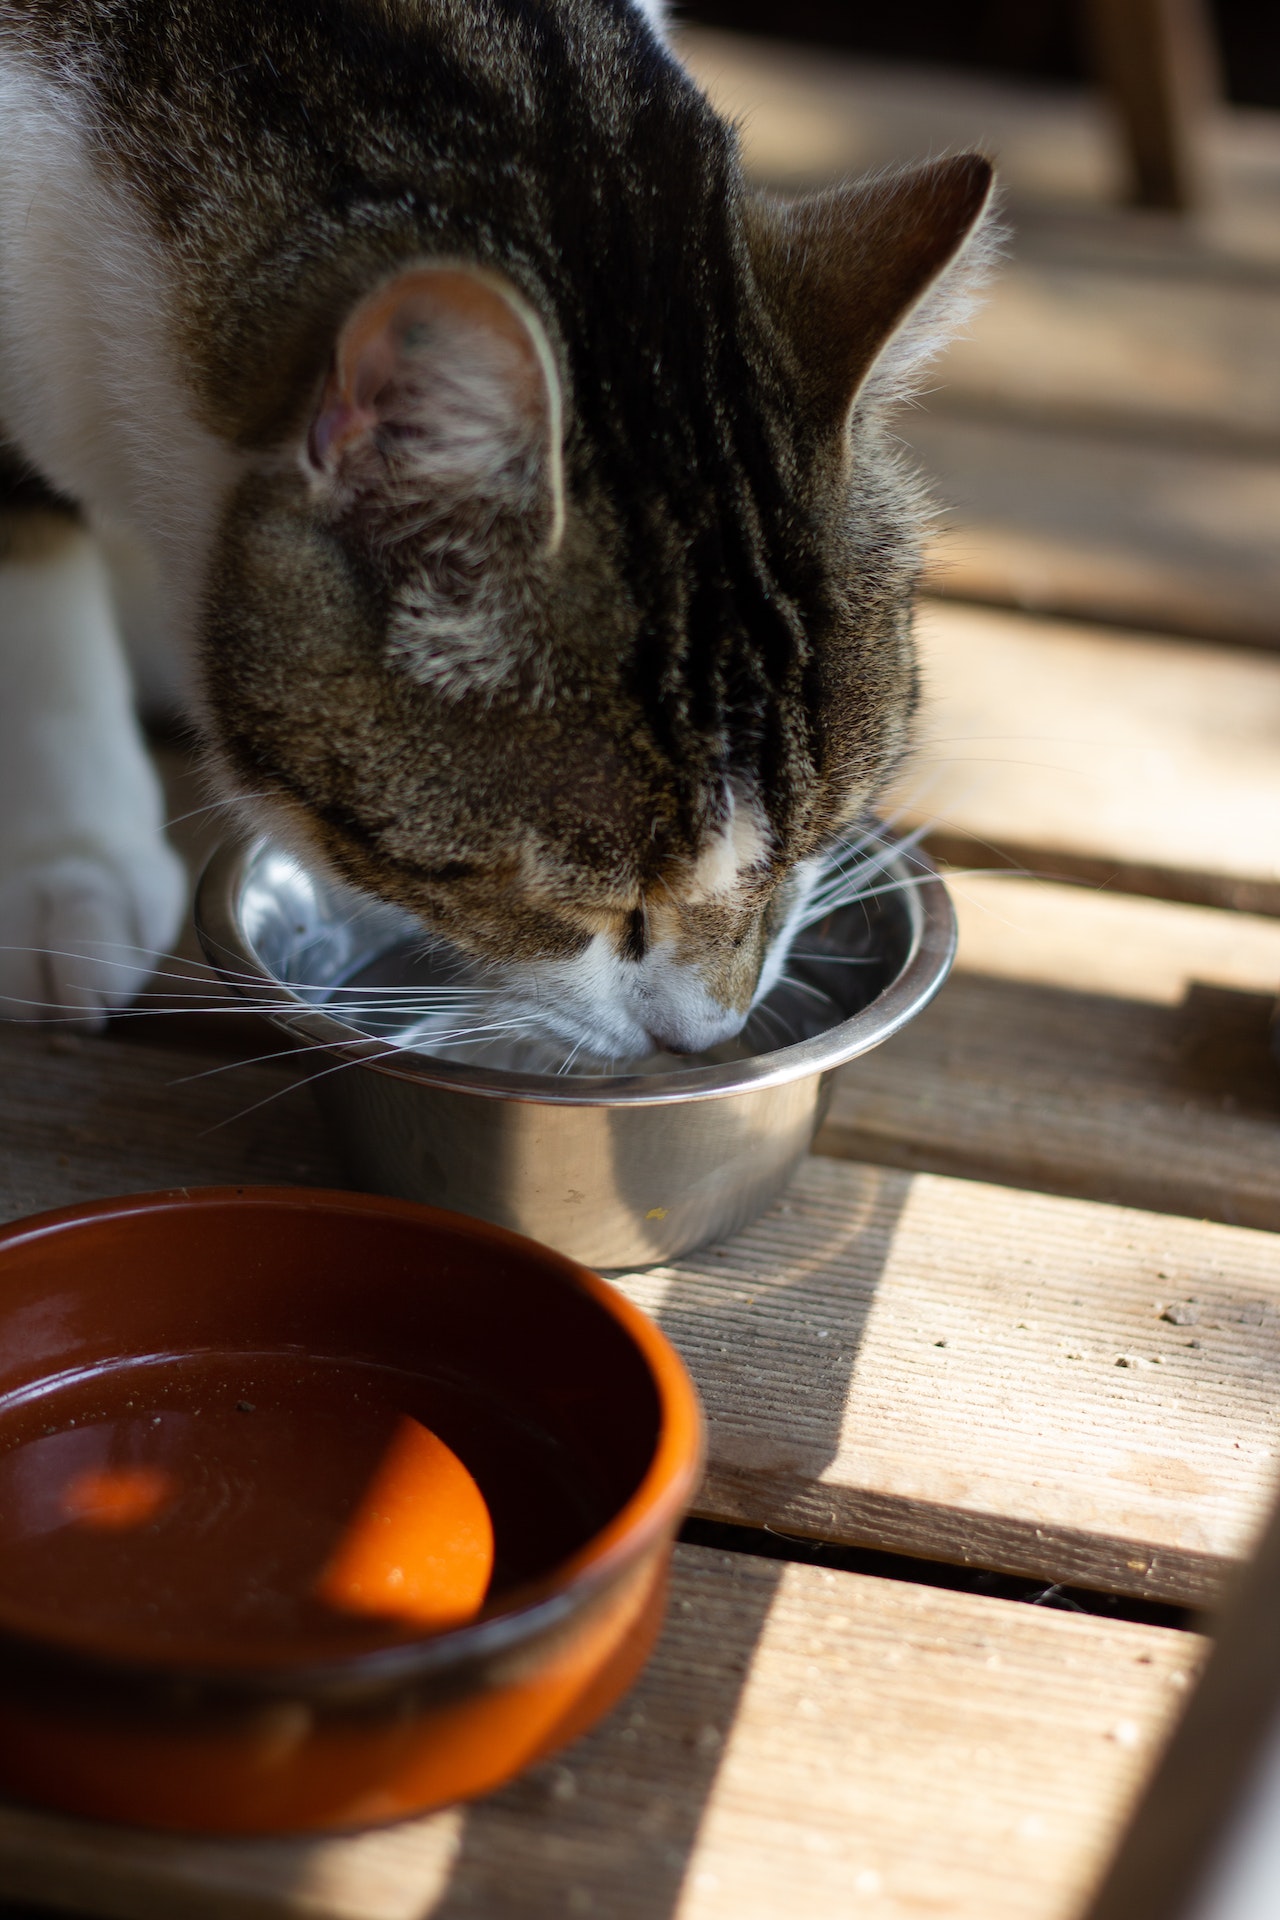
[0,1187,702,1834]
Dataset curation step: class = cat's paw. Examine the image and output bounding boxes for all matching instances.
[0,843,187,1028]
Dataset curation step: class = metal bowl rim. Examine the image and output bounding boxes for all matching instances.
[195,834,956,1109]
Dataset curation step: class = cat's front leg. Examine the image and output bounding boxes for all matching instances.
[0,506,186,1025]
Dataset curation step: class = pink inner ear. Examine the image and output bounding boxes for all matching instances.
[308,383,382,468]
[307,268,549,474]
[309,286,406,467]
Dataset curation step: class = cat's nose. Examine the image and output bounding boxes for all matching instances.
[642,1005,749,1056]
[645,1030,695,1057]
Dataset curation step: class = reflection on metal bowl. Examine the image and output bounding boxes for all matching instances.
[195,834,956,1268]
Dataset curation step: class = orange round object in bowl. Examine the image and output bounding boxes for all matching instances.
[0,1187,703,1833]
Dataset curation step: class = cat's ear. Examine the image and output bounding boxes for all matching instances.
[307,263,564,548]
[745,153,997,428]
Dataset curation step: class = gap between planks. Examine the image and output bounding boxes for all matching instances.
[0,1545,1204,1920]
[4,987,1280,1607]
[912,411,1280,651]
[677,26,1280,273]
[614,1157,1280,1609]
[679,28,1280,650]
[894,598,1280,914]
[818,872,1280,1236]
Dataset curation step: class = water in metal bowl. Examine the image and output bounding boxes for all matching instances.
[197,834,955,1267]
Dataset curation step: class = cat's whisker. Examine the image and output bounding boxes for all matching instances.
[168,1033,364,1087]
[392,1019,543,1052]
[745,1000,792,1049]
[774,971,839,1006]
[786,951,878,965]
[1,818,987,1073]
[293,993,501,1019]
[161,791,274,832]
[813,871,954,908]
[0,941,205,975]
[167,1008,532,1089]
[804,820,930,895]
[0,942,308,1005]
[798,811,1009,928]
[198,1039,392,1136]
[5,1000,291,1024]
[0,937,516,1011]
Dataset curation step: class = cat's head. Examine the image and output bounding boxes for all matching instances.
[200,154,994,1064]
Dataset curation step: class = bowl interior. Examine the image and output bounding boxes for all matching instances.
[0,1193,665,1671]
[236,844,908,1075]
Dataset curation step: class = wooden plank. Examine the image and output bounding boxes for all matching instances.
[676,25,1280,267]
[676,26,1123,204]
[618,1159,1280,1606]
[947,869,1280,1006]
[0,1025,341,1225]
[4,1022,1280,1602]
[684,29,1280,642]
[0,1544,1202,1920]
[897,599,1280,914]
[931,263,1280,453]
[818,875,1280,1234]
[680,28,1280,452]
[912,413,1280,649]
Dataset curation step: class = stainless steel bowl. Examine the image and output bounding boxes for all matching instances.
[195,836,955,1268]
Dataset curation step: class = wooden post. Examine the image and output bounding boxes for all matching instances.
[1083,0,1223,211]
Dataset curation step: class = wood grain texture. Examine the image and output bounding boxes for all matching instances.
[898,599,1280,913]
[913,413,1280,649]
[947,872,1280,1005]
[819,875,1280,1234]
[0,1545,1201,1920]
[2,1014,1279,1602]
[0,1025,341,1226]
[822,966,1280,1229]
[618,1159,1280,1605]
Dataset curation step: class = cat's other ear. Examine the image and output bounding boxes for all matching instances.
[307,263,564,550]
[745,153,998,429]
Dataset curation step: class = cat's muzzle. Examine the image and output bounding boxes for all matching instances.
[195,834,956,1268]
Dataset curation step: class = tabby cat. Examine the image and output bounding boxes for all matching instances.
[0,0,994,1063]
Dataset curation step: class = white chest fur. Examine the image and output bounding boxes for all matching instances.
[0,57,204,1018]
[0,56,238,646]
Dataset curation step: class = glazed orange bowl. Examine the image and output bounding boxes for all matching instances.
[0,1187,702,1833]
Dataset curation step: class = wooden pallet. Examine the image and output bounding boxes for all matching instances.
[900,599,1280,915]
[0,1549,1200,1920]
[3,27,1280,1920]
[0,606,1276,1910]
[679,26,1280,652]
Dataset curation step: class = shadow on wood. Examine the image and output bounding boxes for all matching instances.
[421,1182,912,1918]
[1085,1470,1280,1919]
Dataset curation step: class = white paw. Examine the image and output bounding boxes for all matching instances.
[0,842,187,1028]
